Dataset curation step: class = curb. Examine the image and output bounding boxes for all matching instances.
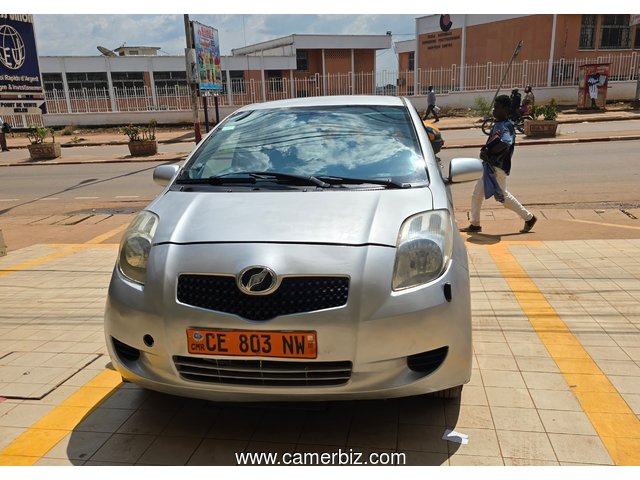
[444,134,640,150]
[0,156,185,168]
[4,138,195,150]
[438,113,640,131]
[2,134,639,166]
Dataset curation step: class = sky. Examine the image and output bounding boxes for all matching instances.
[32,14,420,73]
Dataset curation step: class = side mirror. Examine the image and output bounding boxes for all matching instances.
[447,157,483,184]
[153,164,180,186]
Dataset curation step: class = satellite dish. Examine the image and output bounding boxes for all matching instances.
[97,46,117,57]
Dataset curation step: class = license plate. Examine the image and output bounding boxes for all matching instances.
[186,328,317,359]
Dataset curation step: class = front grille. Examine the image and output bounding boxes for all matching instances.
[177,274,349,321]
[174,356,352,387]
[407,346,448,374]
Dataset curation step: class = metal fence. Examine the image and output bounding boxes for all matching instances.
[406,52,639,94]
[41,53,639,116]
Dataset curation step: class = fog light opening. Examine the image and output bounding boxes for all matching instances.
[143,334,154,347]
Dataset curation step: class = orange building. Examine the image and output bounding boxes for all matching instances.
[232,34,392,97]
[398,14,640,94]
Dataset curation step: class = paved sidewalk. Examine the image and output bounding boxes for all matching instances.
[1,238,639,465]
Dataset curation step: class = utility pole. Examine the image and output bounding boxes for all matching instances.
[184,14,202,143]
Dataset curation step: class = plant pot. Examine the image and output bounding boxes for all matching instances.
[524,119,558,138]
[128,140,158,157]
[27,142,62,160]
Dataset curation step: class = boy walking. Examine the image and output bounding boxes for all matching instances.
[460,95,537,234]
[422,86,440,122]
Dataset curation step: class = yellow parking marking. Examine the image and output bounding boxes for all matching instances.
[569,218,640,231]
[0,245,87,278]
[488,244,640,466]
[85,223,129,244]
[0,369,122,465]
[0,221,128,279]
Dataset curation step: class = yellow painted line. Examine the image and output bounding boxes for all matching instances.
[47,243,118,249]
[85,223,129,244]
[569,218,640,231]
[0,245,87,278]
[0,369,122,465]
[0,221,127,278]
[487,244,640,466]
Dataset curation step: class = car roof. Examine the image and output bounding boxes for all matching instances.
[235,95,407,111]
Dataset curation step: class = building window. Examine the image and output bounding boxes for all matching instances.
[635,25,640,49]
[65,72,109,91]
[600,14,631,49]
[408,52,415,72]
[579,15,597,49]
[296,49,308,71]
[230,71,245,94]
[111,71,145,90]
[267,70,283,92]
[42,73,63,93]
[154,71,187,89]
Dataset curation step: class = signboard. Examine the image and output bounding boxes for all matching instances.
[0,14,42,95]
[577,63,610,110]
[192,21,223,91]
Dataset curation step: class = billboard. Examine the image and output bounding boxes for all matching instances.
[0,14,42,94]
[192,21,223,91]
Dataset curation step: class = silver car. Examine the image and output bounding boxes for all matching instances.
[104,95,482,401]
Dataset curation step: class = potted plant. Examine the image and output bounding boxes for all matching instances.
[524,99,559,137]
[26,125,62,160]
[121,120,158,156]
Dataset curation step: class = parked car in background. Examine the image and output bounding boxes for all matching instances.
[104,95,483,401]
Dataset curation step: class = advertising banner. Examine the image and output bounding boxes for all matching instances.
[192,21,223,91]
[577,63,610,110]
[1,14,45,125]
[0,14,43,94]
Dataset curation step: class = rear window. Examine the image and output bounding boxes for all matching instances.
[182,105,428,184]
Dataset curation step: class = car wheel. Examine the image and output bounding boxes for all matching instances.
[431,385,463,399]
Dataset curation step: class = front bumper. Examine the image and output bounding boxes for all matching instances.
[104,241,472,401]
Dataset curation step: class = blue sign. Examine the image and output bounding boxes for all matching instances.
[0,14,43,94]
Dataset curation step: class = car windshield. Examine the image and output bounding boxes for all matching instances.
[179,105,428,185]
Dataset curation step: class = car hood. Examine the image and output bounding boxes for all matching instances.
[150,188,433,247]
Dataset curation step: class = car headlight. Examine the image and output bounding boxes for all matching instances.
[117,211,159,285]
[392,209,453,291]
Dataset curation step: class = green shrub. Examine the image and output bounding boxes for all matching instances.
[473,97,492,117]
[60,125,77,136]
[530,99,559,121]
[26,125,55,144]
[120,119,157,142]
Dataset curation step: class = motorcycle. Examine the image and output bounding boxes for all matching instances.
[481,111,532,136]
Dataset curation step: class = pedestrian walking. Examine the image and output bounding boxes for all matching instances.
[522,85,535,115]
[422,86,440,122]
[0,116,11,152]
[509,88,522,118]
[460,95,537,234]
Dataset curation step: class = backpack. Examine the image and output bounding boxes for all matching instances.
[1,122,11,134]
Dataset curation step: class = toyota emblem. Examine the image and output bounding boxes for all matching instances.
[237,266,278,295]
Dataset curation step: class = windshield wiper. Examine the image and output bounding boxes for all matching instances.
[175,171,330,188]
[316,176,410,189]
